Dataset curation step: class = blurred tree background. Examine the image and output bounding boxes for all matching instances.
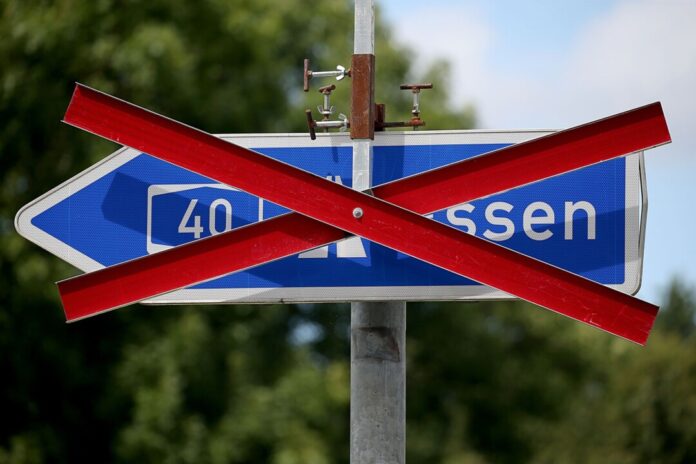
[1,0,694,463]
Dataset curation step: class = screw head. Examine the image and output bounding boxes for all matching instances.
[353,207,364,219]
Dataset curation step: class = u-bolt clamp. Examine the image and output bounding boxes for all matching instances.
[305,83,349,140]
[305,111,349,140]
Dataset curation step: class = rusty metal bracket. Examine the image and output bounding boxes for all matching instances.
[350,54,375,139]
[373,83,432,131]
[302,58,431,138]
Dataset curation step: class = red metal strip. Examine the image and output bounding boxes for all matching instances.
[374,102,671,213]
[59,84,669,343]
[60,214,347,318]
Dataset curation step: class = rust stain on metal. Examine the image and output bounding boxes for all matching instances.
[375,103,386,131]
[303,58,311,92]
[305,109,317,140]
[378,119,426,129]
[399,83,433,90]
[350,54,375,139]
[353,326,401,362]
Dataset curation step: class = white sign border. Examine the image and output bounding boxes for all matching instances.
[14,130,643,304]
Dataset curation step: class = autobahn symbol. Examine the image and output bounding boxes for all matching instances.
[19,84,671,344]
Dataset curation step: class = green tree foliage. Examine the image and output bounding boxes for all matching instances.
[1,1,694,463]
[0,1,471,462]
[532,280,696,464]
[656,278,696,339]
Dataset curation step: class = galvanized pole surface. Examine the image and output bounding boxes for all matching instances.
[351,301,406,463]
[350,1,406,463]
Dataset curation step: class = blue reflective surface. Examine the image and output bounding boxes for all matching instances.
[32,143,625,288]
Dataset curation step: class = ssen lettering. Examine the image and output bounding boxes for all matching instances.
[446,201,597,242]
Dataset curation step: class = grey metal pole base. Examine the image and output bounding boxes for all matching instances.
[350,301,406,464]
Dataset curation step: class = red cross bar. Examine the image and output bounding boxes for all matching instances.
[59,84,670,344]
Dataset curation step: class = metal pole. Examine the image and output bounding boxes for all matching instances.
[350,1,406,463]
[351,301,406,463]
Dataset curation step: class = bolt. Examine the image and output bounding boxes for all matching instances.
[353,207,364,219]
[400,83,433,118]
[303,59,348,91]
[318,84,336,122]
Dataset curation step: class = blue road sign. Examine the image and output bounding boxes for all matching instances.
[15,131,646,303]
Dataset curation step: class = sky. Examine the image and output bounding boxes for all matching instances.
[380,0,696,304]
